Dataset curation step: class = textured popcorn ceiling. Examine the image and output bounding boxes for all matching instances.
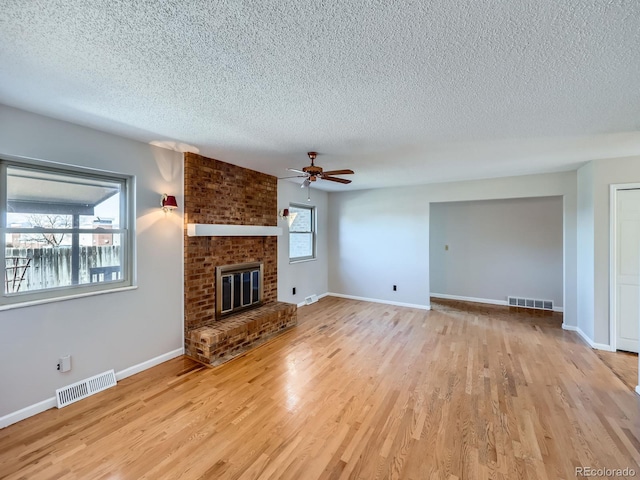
[1,1,639,190]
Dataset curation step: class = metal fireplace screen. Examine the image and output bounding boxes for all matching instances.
[216,262,263,317]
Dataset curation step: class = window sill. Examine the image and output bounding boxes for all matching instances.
[289,258,317,264]
[0,285,138,312]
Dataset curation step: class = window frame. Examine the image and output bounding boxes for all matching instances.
[288,203,316,263]
[0,155,136,309]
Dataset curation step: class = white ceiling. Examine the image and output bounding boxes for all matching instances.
[1,1,639,191]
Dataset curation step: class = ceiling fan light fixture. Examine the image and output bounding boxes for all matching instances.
[287,151,354,189]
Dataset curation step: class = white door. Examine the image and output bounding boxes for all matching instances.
[616,189,640,353]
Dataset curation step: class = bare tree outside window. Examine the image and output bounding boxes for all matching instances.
[24,214,71,247]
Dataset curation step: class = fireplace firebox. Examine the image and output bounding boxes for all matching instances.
[215,262,263,318]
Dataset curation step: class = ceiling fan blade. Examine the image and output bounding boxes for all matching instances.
[321,169,354,176]
[287,168,307,174]
[322,176,352,184]
[301,178,311,188]
[279,175,306,179]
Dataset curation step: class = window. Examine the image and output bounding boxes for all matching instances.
[1,158,134,307]
[289,204,315,262]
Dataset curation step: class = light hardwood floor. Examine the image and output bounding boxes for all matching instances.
[1,297,639,479]
[596,349,639,392]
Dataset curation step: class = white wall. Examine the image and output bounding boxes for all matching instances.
[0,105,184,421]
[277,181,329,305]
[430,197,563,307]
[328,171,578,325]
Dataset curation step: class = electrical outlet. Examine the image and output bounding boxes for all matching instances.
[58,355,71,373]
[292,287,296,295]
[393,285,397,291]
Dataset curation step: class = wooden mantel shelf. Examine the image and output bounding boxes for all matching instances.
[187,224,282,237]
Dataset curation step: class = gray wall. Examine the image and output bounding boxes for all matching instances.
[429,197,563,307]
[277,180,329,305]
[0,105,184,419]
[328,171,577,325]
[577,162,596,341]
[327,187,430,307]
[577,155,640,346]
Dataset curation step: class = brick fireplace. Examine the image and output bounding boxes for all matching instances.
[183,153,297,365]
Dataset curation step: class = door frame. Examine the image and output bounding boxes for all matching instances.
[609,183,640,351]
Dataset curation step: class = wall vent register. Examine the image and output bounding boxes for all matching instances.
[507,296,553,311]
[56,369,117,408]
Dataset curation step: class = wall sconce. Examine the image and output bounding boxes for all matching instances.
[278,208,298,227]
[161,194,178,213]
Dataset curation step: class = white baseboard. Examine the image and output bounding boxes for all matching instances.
[591,342,615,352]
[0,347,185,430]
[296,292,329,308]
[431,293,507,307]
[561,324,578,331]
[430,293,564,313]
[562,324,615,351]
[0,397,57,430]
[115,347,184,381]
[326,292,430,310]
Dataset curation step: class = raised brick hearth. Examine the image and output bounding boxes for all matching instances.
[184,153,297,366]
[185,302,297,365]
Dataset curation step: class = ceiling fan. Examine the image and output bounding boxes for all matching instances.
[285,152,354,188]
